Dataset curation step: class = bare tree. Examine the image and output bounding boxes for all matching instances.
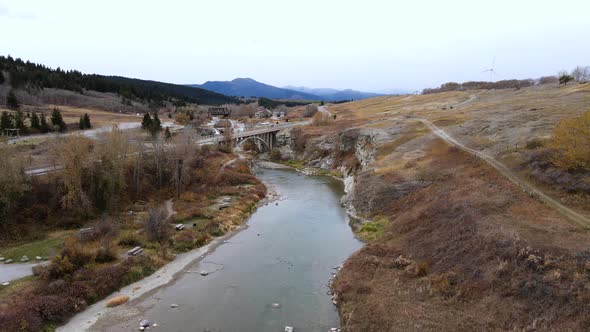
[169,132,197,197]
[144,207,169,242]
[571,66,590,82]
[0,147,29,224]
[91,126,130,211]
[50,135,93,212]
[304,104,318,117]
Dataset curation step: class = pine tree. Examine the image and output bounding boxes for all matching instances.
[14,110,27,132]
[141,112,152,130]
[83,113,91,129]
[51,108,66,132]
[39,113,49,133]
[0,111,13,131]
[30,112,40,130]
[0,71,4,85]
[6,90,19,110]
[152,112,161,131]
[149,112,162,136]
[79,116,86,130]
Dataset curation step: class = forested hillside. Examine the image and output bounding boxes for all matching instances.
[0,55,238,106]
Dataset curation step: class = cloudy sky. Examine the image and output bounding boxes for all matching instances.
[1,0,589,92]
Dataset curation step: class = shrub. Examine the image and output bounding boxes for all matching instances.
[61,237,95,268]
[95,240,118,263]
[270,148,282,161]
[549,110,590,170]
[312,111,333,126]
[414,260,429,277]
[43,255,75,280]
[172,230,196,252]
[118,231,145,247]
[525,138,545,150]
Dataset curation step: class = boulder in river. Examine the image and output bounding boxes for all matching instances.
[20,255,30,262]
[139,319,151,327]
[4,259,13,264]
[200,271,209,276]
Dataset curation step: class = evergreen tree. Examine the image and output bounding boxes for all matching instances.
[141,112,152,130]
[79,116,86,130]
[164,127,171,140]
[14,110,27,133]
[30,112,40,130]
[6,90,19,110]
[0,111,12,131]
[50,108,66,132]
[149,112,162,136]
[39,113,49,133]
[0,71,4,85]
[83,113,91,129]
[152,112,161,130]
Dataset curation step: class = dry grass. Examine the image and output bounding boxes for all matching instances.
[333,138,590,331]
[106,295,129,307]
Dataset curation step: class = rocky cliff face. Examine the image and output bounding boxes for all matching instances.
[277,126,379,219]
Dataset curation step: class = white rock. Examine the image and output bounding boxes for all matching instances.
[200,271,209,276]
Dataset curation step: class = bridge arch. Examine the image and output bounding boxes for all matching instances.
[237,136,271,152]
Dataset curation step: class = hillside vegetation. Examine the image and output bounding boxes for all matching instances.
[278,81,590,330]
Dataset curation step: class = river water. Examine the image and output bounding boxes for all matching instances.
[100,168,362,332]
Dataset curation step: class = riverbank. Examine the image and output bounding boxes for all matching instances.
[0,146,268,331]
[58,223,248,331]
[56,158,280,331]
[86,167,361,331]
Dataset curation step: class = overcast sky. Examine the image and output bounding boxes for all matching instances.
[1,0,589,92]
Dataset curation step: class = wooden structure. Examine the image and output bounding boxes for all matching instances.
[3,128,20,137]
[208,107,231,118]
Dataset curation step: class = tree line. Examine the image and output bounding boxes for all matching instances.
[0,103,90,134]
[0,55,240,106]
[422,65,590,94]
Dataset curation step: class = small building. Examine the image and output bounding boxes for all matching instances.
[208,107,231,118]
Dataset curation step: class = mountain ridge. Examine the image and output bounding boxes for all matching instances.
[190,78,395,101]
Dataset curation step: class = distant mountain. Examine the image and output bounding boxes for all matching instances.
[190,78,320,100]
[284,85,387,101]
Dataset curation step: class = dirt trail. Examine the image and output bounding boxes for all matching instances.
[418,118,590,227]
[164,199,175,220]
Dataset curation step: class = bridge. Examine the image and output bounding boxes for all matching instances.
[192,121,309,151]
[25,121,309,176]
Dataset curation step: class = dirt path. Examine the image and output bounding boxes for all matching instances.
[418,118,590,227]
[164,199,175,220]
[453,93,479,108]
[319,105,332,116]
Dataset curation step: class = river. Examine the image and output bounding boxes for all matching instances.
[91,167,362,331]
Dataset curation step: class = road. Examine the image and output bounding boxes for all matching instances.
[418,118,590,227]
[0,261,44,284]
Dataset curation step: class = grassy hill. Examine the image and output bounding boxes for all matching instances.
[288,82,590,330]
